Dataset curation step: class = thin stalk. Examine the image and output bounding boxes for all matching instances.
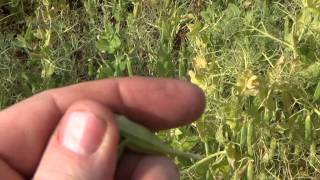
[249,25,295,50]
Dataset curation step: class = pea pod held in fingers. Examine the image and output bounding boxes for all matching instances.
[116,115,202,160]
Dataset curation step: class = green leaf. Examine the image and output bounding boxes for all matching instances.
[119,59,127,71]
[96,34,121,54]
[14,35,28,49]
[95,39,108,52]
[109,35,121,51]
[96,63,114,79]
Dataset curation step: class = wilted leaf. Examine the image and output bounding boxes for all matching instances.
[193,54,207,70]
[236,70,260,96]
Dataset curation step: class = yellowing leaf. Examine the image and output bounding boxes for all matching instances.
[188,70,206,90]
[243,0,252,8]
[41,58,55,79]
[236,70,260,96]
[193,54,207,70]
[276,55,285,66]
[189,70,200,85]
[44,30,51,47]
[246,75,259,90]
[34,29,45,40]
[195,37,206,49]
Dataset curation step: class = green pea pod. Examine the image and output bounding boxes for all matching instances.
[305,114,312,142]
[247,122,254,157]
[116,115,202,160]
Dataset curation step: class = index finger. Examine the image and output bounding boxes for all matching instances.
[52,77,205,129]
[0,77,205,177]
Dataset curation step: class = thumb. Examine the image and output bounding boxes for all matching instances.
[33,100,119,180]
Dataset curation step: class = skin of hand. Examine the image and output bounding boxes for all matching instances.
[0,77,205,180]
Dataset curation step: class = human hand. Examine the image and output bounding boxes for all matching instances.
[0,77,205,180]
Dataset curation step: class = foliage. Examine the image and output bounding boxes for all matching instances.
[1,0,320,179]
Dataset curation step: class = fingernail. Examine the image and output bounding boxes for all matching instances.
[60,111,106,155]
